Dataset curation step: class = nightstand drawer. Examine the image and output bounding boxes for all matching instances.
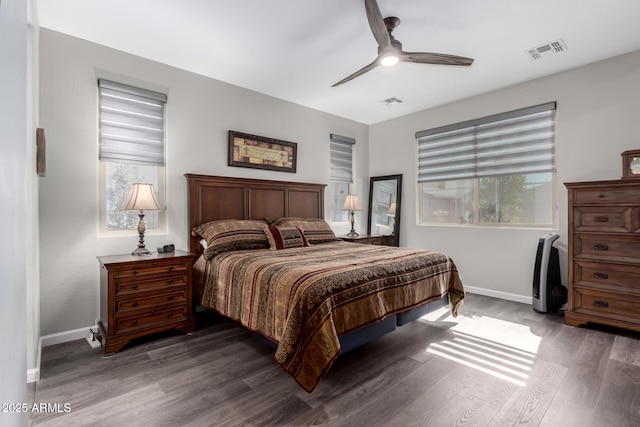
[112,261,188,280]
[115,305,188,334]
[574,261,640,291]
[573,288,640,323]
[574,206,639,233]
[115,287,188,314]
[115,273,188,296]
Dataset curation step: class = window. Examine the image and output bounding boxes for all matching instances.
[98,79,166,232]
[417,102,556,227]
[329,134,355,222]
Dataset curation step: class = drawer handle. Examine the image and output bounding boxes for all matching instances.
[168,294,174,300]
[132,284,138,290]
[593,244,609,251]
[593,272,609,280]
[598,193,606,198]
[168,312,174,318]
[594,216,609,223]
[132,301,138,307]
[594,300,609,308]
[132,319,138,325]
[169,265,174,271]
[133,269,138,275]
[168,278,174,284]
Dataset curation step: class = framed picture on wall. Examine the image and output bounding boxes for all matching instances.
[228,130,297,173]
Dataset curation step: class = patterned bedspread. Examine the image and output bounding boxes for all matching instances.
[195,241,465,392]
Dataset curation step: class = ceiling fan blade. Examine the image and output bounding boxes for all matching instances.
[364,0,391,49]
[402,51,474,66]
[331,59,379,87]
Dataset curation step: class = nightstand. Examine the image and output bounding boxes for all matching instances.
[97,250,196,355]
[340,234,395,246]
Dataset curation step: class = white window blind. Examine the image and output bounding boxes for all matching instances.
[330,133,355,183]
[99,79,167,166]
[417,102,556,183]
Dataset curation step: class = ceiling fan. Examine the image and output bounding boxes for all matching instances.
[332,0,474,87]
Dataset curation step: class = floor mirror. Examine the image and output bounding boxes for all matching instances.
[367,174,402,246]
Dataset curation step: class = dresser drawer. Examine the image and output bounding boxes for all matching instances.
[574,206,640,233]
[573,288,640,323]
[574,261,640,291]
[572,187,640,205]
[115,272,188,296]
[115,305,188,334]
[115,287,188,314]
[574,233,640,263]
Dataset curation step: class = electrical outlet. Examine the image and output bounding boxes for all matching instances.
[86,329,101,349]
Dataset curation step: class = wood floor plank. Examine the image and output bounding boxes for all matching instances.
[554,329,614,407]
[592,359,640,426]
[610,334,640,367]
[538,396,595,427]
[484,359,568,426]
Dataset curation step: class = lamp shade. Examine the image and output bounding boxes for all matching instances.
[342,194,362,211]
[121,183,162,212]
[387,202,396,215]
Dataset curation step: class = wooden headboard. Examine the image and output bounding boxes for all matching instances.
[185,174,326,256]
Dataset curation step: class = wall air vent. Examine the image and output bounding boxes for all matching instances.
[526,38,567,60]
[381,97,403,106]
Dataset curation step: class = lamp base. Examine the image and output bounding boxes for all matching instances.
[131,212,152,256]
[131,246,152,256]
[345,230,359,237]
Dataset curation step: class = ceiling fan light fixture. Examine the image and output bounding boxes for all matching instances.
[330,0,474,87]
[380,54,400,67]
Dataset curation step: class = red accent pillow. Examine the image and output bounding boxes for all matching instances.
[266,225,309,250]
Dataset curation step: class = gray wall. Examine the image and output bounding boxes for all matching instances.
[38,29,369,336]
[369,49,640,301]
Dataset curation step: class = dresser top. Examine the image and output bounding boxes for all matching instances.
[565,178,640,188]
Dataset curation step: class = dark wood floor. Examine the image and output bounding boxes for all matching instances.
[32,293,640,426]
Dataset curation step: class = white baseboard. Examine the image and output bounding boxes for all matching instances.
[26,337,42,383]
[465,286,532,305]
[40,324,97,348]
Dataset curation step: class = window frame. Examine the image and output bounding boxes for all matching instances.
[329,134,356,224]
[416,103,557,228]
[97,79,167,235]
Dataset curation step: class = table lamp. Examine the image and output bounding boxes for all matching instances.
[121,183,162,255]
[342,194,363,237]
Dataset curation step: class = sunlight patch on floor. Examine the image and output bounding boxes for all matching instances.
[420,306,541,386]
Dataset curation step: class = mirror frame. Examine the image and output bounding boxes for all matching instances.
[367,174,402,246]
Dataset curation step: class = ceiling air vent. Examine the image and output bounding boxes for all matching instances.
[526,38,567,60]
[381,97,403,106]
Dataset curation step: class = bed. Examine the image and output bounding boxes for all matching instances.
[186,174,465,392]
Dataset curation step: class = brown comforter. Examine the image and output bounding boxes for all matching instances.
[195,241,465,392]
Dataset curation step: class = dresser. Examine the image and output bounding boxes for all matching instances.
[97,250,196,355]
[565,179,640,332]
[340,234,395,246]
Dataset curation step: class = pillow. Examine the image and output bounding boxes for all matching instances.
[265,225,309,250]
[270,217,339,244]
[192,219,269,260]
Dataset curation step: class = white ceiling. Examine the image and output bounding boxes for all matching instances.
[36,0,640,125]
